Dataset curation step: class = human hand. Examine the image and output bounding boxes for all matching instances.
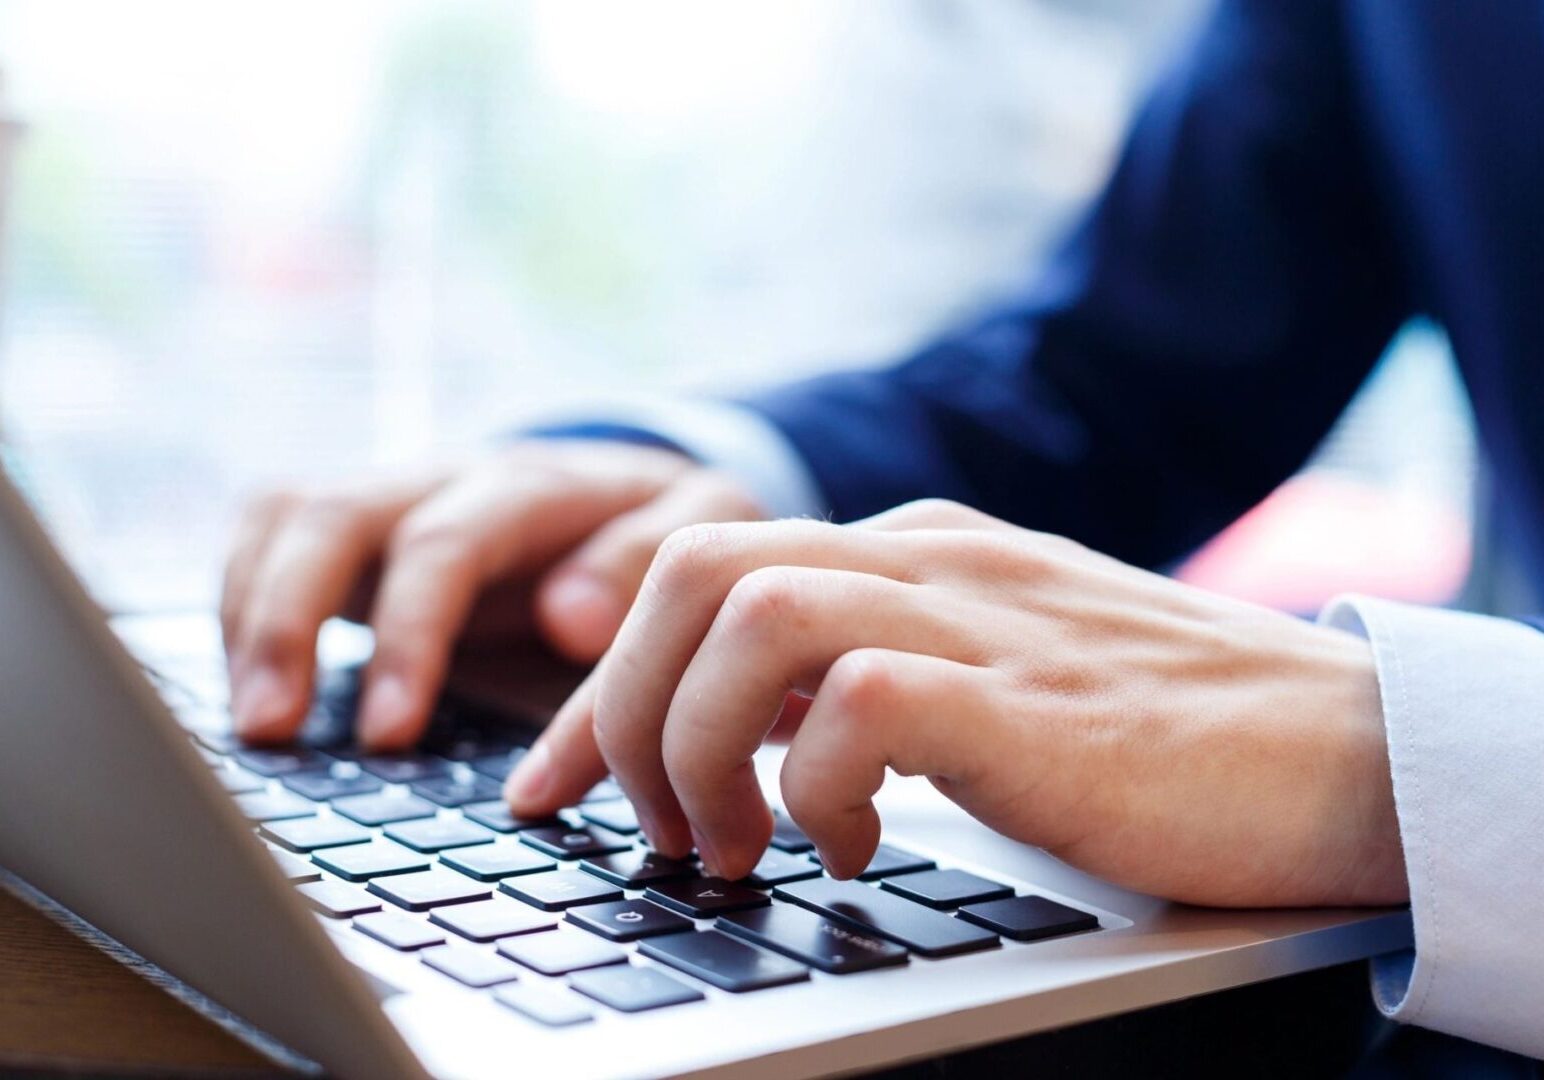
[506,499,1406,908]
[221,441,762,749]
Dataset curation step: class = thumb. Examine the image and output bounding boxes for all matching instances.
[535,470,763,662]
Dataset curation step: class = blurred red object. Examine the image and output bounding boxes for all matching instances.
[1177,473,1471,614]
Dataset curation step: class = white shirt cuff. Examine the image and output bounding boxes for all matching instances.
[1320,595,1544,1059]
[528,397,827,521]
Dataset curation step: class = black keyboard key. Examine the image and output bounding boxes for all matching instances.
[234,746,332,777]
[745,848,822,888]
[429,898,557,942]
[955,895,1099,942]
[461,800,561,834]
[331,791,437,827]
[520,824,631,861]
[384,816,497,853]
[353,910,444,951]
[718,905,908,974]
[579,850,698,888]
[214,767,265,795]
[280,770,382,801]
[470,748,526,781]
[774,878,999,958]
[357,753,452,783]
[494,984,593,1027]
[440,843,555,881]
[644,877,770,918]
[367,869,493,911]
[260,815,371,853]
[296,879,381,918]
[578,799,640,834]
[410,773,503,807]
[569,965,704,1013]
[234,790,316,822]
[420,945,523,988]
[271,848,322,882]
[640,930,809,992]
[812,843,935,881]
[497,929,627,975]
[564,899,693,942]
[878,869,1014,910]
[769,814,814,853]
[313,840,432,882]
[500,870,623,911]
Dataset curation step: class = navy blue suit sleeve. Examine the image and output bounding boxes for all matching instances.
[740,0,1410,568]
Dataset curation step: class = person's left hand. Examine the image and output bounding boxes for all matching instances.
[505,499,1407,908]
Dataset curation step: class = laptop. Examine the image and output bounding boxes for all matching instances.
[0,465,1413,1079]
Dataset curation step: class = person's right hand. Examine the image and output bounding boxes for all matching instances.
[221,440,764,750]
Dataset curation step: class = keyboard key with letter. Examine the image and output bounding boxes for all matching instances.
[774,878,999,958]
[718,904,908,974]
[579,850,698,888]
[744,849,822,888]
[280,771,382,802]
[564,899,693,942]
[644,877,770,918]
[520,824,631,861]
[639,930,809,992]
[500,870,623,911]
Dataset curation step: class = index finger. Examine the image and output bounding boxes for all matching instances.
[590,520,916,857]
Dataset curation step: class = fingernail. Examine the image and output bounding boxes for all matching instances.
[358,673,414,749]
[233,666,295,739]
[505,741,551,807]
[691,826,722,877]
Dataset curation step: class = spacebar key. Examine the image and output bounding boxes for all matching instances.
[773,878,999,958]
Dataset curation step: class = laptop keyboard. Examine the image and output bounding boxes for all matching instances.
[162,668,1102,1029]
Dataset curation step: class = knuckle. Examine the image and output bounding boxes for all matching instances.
[893,497,982,528]
[649,522,738,590]
[823,649,900,719]
[389,512,471,565]
[719,567,809,637]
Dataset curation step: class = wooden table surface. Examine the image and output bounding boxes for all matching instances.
[0,885,289,1078]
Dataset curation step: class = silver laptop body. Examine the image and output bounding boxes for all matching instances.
[0,468,1414,1079]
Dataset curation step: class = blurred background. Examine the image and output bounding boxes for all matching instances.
[0,0,1476,615]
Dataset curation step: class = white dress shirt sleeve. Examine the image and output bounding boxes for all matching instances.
[526,397,828,521]
[1320,595,1544,1059]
